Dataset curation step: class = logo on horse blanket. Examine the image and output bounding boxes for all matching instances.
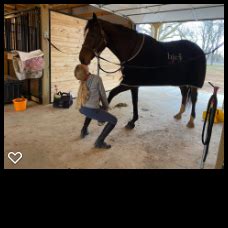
[168,52,183,64]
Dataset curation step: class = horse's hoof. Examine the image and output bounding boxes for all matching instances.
[174,113,182,120]
[125,122,135,130]
[187,121,195,128]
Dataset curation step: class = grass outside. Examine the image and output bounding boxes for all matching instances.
[203,64,224,95]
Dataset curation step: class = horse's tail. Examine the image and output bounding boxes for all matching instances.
[186,87,192,107]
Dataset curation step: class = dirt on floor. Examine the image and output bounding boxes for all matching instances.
[4,86,224,169]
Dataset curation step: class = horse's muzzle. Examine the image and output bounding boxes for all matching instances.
[79,49,94,65]
[79,56,90,65]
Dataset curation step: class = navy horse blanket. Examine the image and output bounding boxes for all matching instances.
[121,35,206,88]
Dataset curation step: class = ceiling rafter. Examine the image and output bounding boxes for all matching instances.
[91,4,224,24]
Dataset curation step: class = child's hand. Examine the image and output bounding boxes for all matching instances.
[101,105,109,111]
[105,106,112,111]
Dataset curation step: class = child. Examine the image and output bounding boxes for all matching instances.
[74,64,117,149]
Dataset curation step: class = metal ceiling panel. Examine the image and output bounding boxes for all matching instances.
[90,4,224,24]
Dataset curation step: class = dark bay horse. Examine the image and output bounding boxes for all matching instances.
[79,13,206,129]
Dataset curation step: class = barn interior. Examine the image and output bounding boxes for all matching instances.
[4,4,224,169]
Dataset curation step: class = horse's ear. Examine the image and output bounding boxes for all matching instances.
[93,13,98,21]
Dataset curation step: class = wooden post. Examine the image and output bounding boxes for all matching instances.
[40,4,50,104]
[4,52,8,75]
[151,23,162,40]
[215,124,224,169]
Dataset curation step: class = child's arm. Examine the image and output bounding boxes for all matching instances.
[98,77,109,110]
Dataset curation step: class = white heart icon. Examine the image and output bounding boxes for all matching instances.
[8,152,23,164]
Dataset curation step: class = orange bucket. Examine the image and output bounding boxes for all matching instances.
[12,98,27,111]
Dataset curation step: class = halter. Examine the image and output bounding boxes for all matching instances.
[81,25,145,74]
[82,27,107,57]
[47,25,223,75]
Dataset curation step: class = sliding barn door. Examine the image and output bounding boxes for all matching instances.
[50,11,121,102]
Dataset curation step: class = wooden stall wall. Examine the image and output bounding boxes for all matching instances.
[51,11,121,102]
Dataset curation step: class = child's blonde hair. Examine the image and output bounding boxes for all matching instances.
[74,64,89,108]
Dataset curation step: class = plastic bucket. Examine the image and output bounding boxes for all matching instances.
[217,109,224,122]
[202,109,224,123]
[12,98,27,111]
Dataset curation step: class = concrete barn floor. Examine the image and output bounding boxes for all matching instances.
[4,87,224,169]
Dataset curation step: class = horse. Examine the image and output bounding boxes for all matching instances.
[79,13,206,129]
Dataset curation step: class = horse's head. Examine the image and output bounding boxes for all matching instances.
[79,13,107,65]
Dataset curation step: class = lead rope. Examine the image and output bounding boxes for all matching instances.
[200,82,219,169]
[97,34,145,74]
[46,36,224,74]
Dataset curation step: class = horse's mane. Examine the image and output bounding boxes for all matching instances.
[84,18,138,36]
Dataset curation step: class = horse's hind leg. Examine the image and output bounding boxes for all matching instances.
[125,87,139,129]
[187,87,198,128]
[174,86,189,120]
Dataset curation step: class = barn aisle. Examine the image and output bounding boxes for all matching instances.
[4,87,224,169]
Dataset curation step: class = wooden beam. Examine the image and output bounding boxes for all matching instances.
[151,23,162,40]
[49,4,88,11]
[4,4,39,15]
[4,4,37,9]
[16,4,28,7]
[74,11,111,18]
[15,4,38,9]
[4,4,16,9]
[5,4,27,11]
[40,4,50,105]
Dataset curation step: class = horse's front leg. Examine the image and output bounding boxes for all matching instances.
[107,84,130,104]
[125,87,139,130]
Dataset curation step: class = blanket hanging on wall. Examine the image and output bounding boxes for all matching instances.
[12,49,45,80]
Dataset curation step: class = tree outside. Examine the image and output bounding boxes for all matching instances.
[136,20,224,94]
[136,20,224,65]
